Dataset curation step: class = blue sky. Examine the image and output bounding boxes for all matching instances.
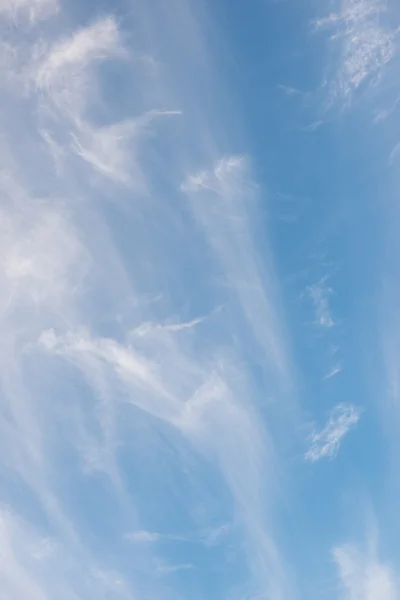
[0,0,399,598]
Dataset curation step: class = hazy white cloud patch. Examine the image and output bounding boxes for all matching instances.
[0,203,88,312]
[0,509,136,600]
[306,404,361,462]
[333,542,398,600]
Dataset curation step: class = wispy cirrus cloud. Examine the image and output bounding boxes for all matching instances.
[305,404,361,462]
[182,155,291,380]
[70,110,181,185]
[32,16,181,188]
[315,0,399,106]
[0,2,299,598]
[4,0,385,597]
[34,16,124,115]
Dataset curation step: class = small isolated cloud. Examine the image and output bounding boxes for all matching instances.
[307,277,335,329]
[126,530,161,543]
[333,543,398,600]
[323,363,342,380]
[305,404,361,462]
[132,316,204,337]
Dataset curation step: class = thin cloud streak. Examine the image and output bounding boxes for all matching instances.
[182,156,291,380]
[323,363,342,380]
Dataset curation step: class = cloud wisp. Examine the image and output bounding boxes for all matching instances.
[182,155,290,380]
[315,0,399,106]
[306,277,335,329]
[305,404,361,462]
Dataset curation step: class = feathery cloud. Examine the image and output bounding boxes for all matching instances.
[34,16,124,114]
[182,155,290,380]
[70,110,181,185]
[305,404,361,462]
[0,2,300,600]
[333,543,398,600]
[315,0,398,105]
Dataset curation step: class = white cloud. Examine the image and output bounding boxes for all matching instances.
[39,328,181,424]
[132,315,205,337]
[333,543,398,600]
[39,323,295,599]
[70,110,180,185]
[305,404,361,462]
[0,202,88,311]
[34,16,124,116]
[324,363,342,380]
[0,4,298,600]
[315,0,398,104]
[182,156,291,380]
[0,509,135,600]
[125,530,161,543]
[31,18,181,185]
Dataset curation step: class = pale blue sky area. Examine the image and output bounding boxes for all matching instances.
[0,1,399,599]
